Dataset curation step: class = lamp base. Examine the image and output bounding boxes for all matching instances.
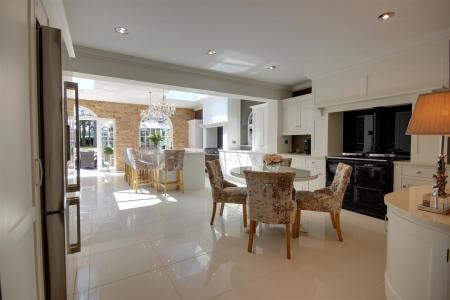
[418,193,450,215]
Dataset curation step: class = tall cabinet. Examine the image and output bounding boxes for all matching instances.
[251,103,268,152]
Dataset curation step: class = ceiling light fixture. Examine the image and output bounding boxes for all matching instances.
[206,49,217,55]
[140,90,176,121]
[114,27,129,34]
[378,12,395,21]
[267,65,277,70]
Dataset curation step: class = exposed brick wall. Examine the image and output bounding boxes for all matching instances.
[68,99,194,171]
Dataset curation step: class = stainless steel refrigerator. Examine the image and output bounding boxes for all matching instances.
[37,25,81,300]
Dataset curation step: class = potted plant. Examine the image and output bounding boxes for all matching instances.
[103,146,114,171]
[149,133,163,149]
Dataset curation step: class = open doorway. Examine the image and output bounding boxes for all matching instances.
[77,106,116,171]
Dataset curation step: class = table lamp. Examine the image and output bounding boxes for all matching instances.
[406,91,450,214]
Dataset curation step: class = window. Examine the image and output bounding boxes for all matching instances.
[139,118,172,149]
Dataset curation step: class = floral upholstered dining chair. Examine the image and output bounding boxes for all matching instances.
[205,160,248,227]
[244,170,296,259]
[293,162,352,241]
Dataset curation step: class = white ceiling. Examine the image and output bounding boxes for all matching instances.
[63,73,212,108]
[63,0,450,86]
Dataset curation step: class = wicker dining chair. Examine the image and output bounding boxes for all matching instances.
[127,148,152,193]
[244,170,296,259]
[205,160,247,227]
[293,163,352,241]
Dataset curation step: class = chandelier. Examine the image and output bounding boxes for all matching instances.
[140,90,176,121]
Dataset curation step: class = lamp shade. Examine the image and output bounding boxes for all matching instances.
[406,91,450,135]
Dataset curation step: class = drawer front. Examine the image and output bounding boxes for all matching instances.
[306,158,325,169]
[401,165,435,179]
[401,176,433,190]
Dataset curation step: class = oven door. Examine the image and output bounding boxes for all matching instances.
[352,186,386,219]
[354,163,392,190]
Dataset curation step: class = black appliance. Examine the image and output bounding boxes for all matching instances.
[343,104,412,159]
[304,138,311,155]
[217,126,223,149]
[326,156,394,219]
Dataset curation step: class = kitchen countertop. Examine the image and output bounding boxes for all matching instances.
[218,149,265,154]
[393,160,450,167]
[384,185,450,232]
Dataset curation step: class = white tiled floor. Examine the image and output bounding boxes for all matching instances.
[71,170,387,300]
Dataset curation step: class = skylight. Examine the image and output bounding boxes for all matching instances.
[71,77,95,90]
[165,90,208,102]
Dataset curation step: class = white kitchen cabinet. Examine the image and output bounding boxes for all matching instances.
[313,38,448,108]
[251,104,268,152]
[280,95,313,135]
[393,162,438,192]
[188,119,203,148]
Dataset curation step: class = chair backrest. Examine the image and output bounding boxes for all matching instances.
[205,160,225,202]
[139,148,157,166]
[126,148,138,167]
[163,150,185,171]
[244,170,296,225]
[330,163,353,203]
[280,158,292,167]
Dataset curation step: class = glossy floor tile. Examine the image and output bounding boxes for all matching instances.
[70,170,387,300]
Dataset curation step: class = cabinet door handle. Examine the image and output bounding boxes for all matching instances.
[402,184,409,188]
[416,170,422,174]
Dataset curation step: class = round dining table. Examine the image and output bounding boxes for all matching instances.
[231,165,319,234]
[230,165,319,182]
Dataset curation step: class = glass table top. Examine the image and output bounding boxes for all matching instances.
[230,166,319,182]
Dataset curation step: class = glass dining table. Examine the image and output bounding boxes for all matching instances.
[230,165,319,182]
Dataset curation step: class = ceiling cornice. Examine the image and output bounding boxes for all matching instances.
[72,46,291,92]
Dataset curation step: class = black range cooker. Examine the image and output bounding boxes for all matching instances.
[326,153,395,219]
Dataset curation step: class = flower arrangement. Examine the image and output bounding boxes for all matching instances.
[263,154,283,166]
[149,133,163,148]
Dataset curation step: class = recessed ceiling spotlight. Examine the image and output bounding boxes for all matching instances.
[114,27,129,34]
[378,12,395,21]
[206,49,217,55]
[267,65,277,70]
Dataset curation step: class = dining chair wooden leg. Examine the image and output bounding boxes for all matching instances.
[247,220,255,253]
[242,204,247,228]
[154,169,159,192]
[210,203,217,225]
[164,170,168,196]
[330,212,336,228]
[294,209,301,238]
[335,212,343,242]
[285,224,291,259]
[219,203,225,216]
[292,209,299,238]
[180,170,184,193]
